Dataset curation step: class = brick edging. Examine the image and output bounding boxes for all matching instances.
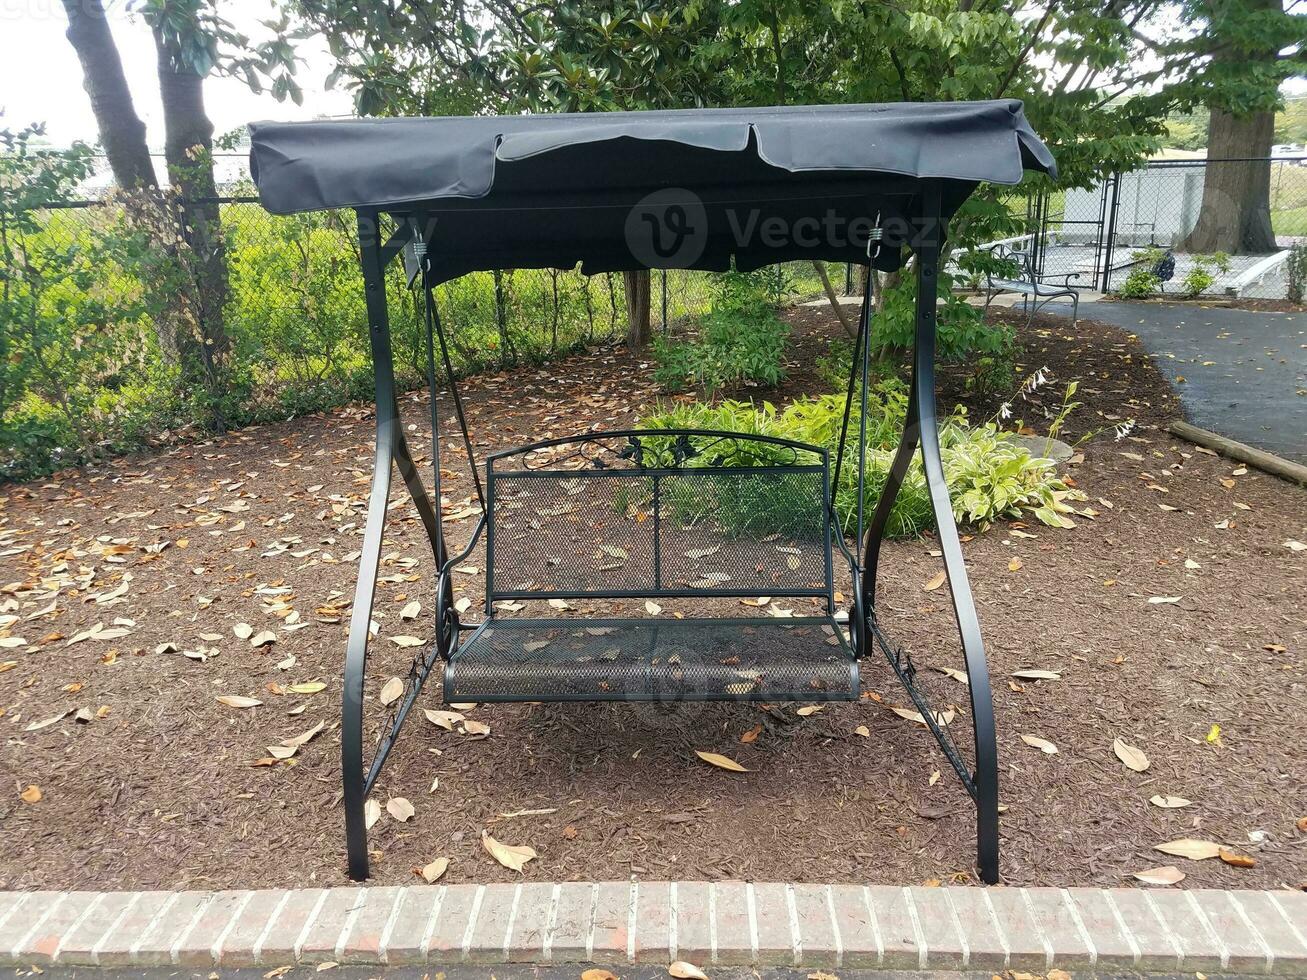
[0,882,1304,973]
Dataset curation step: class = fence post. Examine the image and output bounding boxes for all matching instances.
[1100,172,1122,293]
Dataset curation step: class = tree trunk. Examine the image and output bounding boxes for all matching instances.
[59,0,156,189]
[154,26,230,395]
[1181,107,1277,254]
[623,269,652,347]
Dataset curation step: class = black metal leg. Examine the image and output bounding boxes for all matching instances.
[342,417,397,881]
[342,213,447,881]
[860,186,1000,884]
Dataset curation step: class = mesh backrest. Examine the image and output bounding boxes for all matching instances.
[486,462,832,601]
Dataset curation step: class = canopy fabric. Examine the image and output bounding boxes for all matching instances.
[249,101,1055,280]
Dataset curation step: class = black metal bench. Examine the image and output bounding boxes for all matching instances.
[440,430,859,702]
[983,241,1081,325]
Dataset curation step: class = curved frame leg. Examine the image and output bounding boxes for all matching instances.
[860,186,1001,884]
[343,214,446,881]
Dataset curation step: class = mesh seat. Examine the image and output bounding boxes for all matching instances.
[444,616,857,702]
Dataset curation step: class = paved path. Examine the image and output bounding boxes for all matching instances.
[2,883,1305,974]
[1045,301,1307,462]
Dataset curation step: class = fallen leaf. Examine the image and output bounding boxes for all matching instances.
[1011,669,1060,681]
[1020,734,1058,754]
[390,635,424,648]
[20,784,41,803]
[387,797,415,822]
[1150,795,1193,809]
[401,601,421,620]
[1154,838,1222,860]
[795,705,823,717]
[1148,596,1182,605]
[740,724,762,744]
[1008,557,1023,571]
[932,665,969,685]
[1219,849,1256,868]
[217,695,262,709]
[1133,865,1185,885]
[288,682,326,695]
[1206,723,1223,746]
[424,709,465,731]
[890,706,955,727]
[1113,737,1150,773]
[233,622,254,639]
[582,970,619,980]
[853,725,870,738]
[695,750,749,772]
[645,600,662,615]
[923,571,946,591]
[463,719,491,736]
[25,709,71,732]
[481,829,536,871]
[364,798,381,829]
[250,630,277,647]
[379,677,405,705]
[669,962,709,980]
[419,857,449,882]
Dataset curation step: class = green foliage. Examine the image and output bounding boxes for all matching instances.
[0,185,654,481]
[640,383,1072,539]
[1118,267,1161,298]
[1176,253,1230,297]
[1117,247,1163,298]
[1287,242,1307,304]
[870,270,1017,368]
[653,269,790,395]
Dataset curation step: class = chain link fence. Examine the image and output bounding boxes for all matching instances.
[1025,158,1307,299]
[1,187,857,481]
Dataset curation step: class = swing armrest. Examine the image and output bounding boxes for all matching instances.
[439,514,487,579]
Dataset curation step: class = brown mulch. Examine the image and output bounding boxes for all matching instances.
[2,306,1305,894]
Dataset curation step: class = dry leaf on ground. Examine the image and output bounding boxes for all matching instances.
[379,677,405,705]
[217,695,262,709]
[669,961,709,980]
[364,798,381,830]
[481,830,536,871]
[1012,669,1060,681]
[1219,849,1256,868]
[1020,734,1058,754]
[695,750,749,772]
[1113,737,1150,772]
[419,857,449,882]
[20,785,41,803]
[923,571,946,591]
[1150,795,1192,809]
[1154,838,1221,860]
[387,797,415,822]
[582,971,619,980]
[1133,865,1185,885]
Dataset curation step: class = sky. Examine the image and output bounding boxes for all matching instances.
[0,0,352,150]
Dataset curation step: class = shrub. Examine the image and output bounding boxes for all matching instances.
[1180,266,1215,297]
[1288,243,1307,304]
[1179,252,1232,297]
[640,382,1075,539]
[1118,266,1160,298]
[653,269,791,394]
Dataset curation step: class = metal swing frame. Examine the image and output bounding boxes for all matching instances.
[340,181,999,885]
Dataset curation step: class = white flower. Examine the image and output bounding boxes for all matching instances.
[998,401,1012,421]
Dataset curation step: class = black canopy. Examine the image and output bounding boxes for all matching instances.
[249,101,1055,281]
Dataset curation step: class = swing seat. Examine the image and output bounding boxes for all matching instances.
[441,429,860,703]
